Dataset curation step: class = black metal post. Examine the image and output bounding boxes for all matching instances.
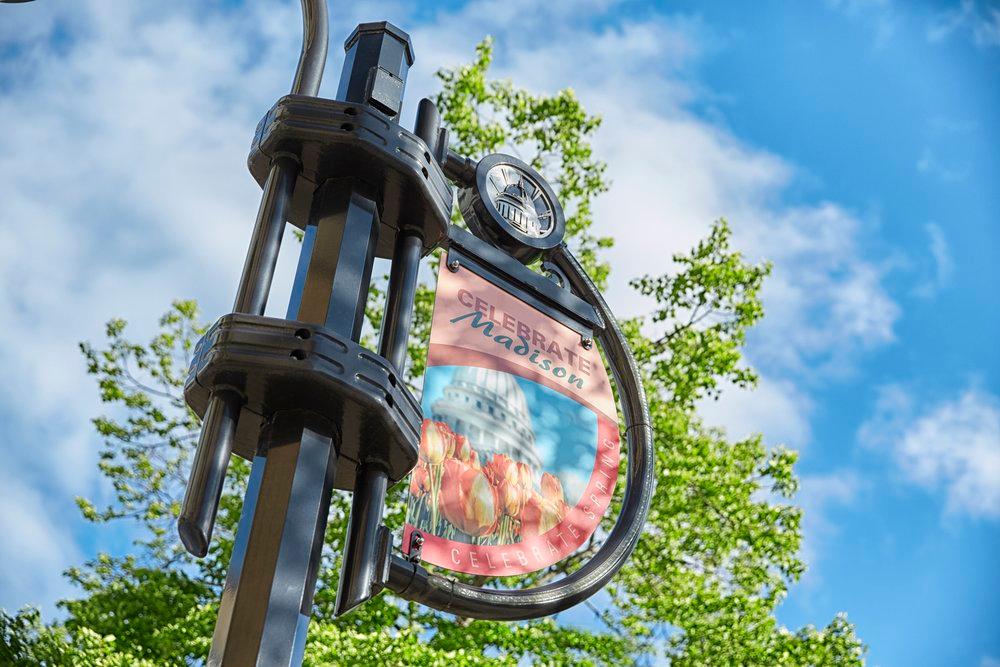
[178,387,241,557]
[333,229,422,616]
[205,17,416,663]
[333,98,436,617]
[208,411,337,666]
[286,179,380,334]
[209,181,381,664]
[379,232,424,366]
[233,155,301,315]
[335,463,390,615]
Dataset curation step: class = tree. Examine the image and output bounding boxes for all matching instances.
[1,39,865,666]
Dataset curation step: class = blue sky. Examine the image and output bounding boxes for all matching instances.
[0,1,997,666]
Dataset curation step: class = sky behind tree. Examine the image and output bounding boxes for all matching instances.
[0,1,997,665]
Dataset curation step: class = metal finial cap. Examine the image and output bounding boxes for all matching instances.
[344,21,415,65]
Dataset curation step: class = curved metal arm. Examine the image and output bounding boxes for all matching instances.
[291,0,329,96]
[384,244,655,620]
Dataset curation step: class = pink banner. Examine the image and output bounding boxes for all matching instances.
[402,264,620,576]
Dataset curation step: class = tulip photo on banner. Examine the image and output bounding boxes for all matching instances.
[403,263,620,576]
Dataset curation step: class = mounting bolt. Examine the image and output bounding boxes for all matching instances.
[407,530,425,563]
[448,259,460,273]
[581,337,593,349]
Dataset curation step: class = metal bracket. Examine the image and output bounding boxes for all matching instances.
[185,313,421,491]
[248,96,453,259]
[406,530,424,564]
[445,225,605,336]
[541,259,570,290]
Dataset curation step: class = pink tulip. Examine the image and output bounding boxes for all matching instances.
[467,448,482,470]
[540,472,566,506]
[454,433,473,462]
[516,462,534,497]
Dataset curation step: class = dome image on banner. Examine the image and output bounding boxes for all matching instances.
[430,366,542,471]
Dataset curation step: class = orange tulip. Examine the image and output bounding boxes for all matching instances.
[540,472,566,505]
[408,462,430,498]
[467,448,482,470]
[419,419,454,465]
[484,453,531,517]
[438,458,500,537]
[520,491,565,538]
[454,433,472,462]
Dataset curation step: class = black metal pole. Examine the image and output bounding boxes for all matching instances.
[206,17,416,663]
[208,411,338,666]
[334,229,422,616]
[379,232,424,367]
[291,0,328,98]
[233,155,301,314]
[178,387,241,557]
[335,463,390,615]
[334,99,436,617]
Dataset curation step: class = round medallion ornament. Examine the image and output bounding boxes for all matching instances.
[458,154,565,264]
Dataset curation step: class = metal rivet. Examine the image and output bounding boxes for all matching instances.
[448,259,460,272]
[581,338,593,349]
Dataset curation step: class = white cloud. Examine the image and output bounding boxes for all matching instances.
[741,204,898,375]
[698,375,813,449]
[927,116,977,135]
[826,0,898,48]
[925,0,1000,49]
[0,471,81,614]
[860,385,1000,518]
[917,147,969,182]
[973,8,1000,47]
[927,0,975,43]
[914,222,954,298]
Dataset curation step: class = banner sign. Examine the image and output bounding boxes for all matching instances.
[402,262,620,576]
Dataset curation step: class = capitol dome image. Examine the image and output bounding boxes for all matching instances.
[430,366,542,471]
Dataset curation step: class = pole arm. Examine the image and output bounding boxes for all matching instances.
[384,243,655,621]
[292,0,329,96]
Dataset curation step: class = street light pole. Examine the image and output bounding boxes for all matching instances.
[178,3,654,665]
[181,11,427,665]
